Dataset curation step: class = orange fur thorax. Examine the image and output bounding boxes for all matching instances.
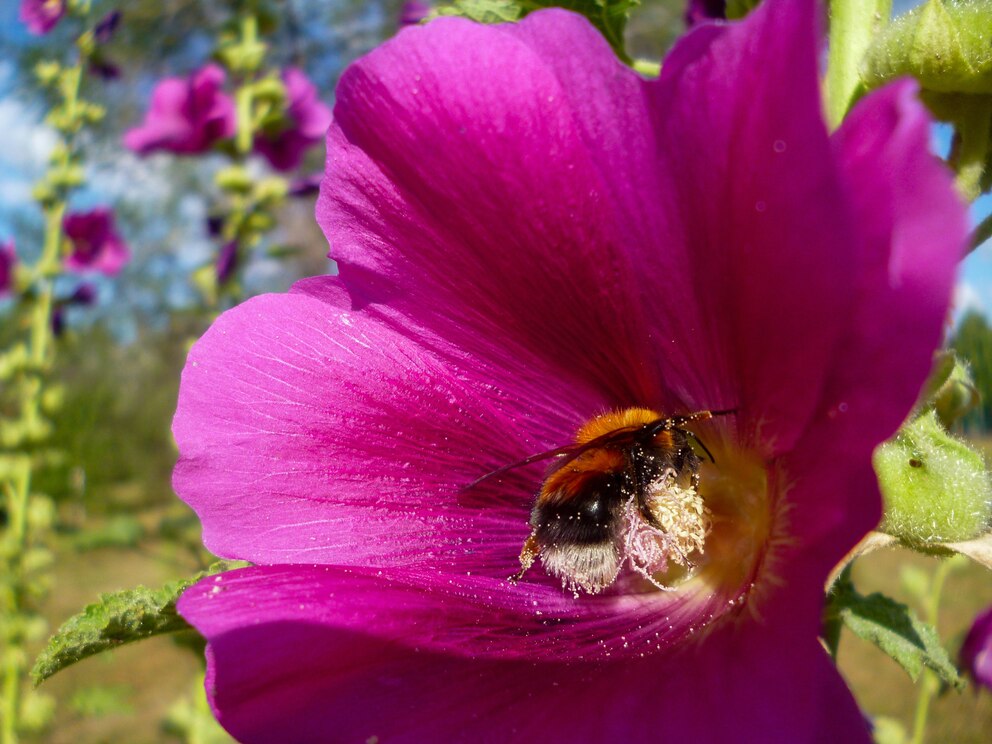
[537,408,676,505]
[574,408,663,443]
[539,448,625,503]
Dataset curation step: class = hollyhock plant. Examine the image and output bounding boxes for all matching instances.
[961,605,992,691]
[63,208,130,276]
[174,1,966,741]
[0,240,16,297]
[19,0,66,35]
[253,68,333,172]
[124,65,236,156]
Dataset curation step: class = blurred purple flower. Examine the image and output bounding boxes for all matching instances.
[63,208,130,276]
[174,1,966,741]
[962,605,992,691]
[205,215,225,238]
[287,173,322,197]
[253,68,332,172]
[399,1,431,26]
[88,58,120,80]
[19,0,65,35]
[124,65,236,155]
[86,9,123,78]
[215,240,238,284]
[93,10,121,43]
[51,283,97,336]
[0,240,16,297]
[686,0,725,26]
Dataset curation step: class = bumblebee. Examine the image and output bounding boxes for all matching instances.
[473,407,734,594]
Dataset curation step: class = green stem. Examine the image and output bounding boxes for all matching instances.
[949,97,992,202]
[234,14,259,156]
[969,210,992,256]
[909,559,954,744]
[825,0,891,129]
[0,17,88,741]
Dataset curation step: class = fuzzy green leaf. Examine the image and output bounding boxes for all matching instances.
[31,561,247,685]
[826,575,964,688]
[434,1,639,61]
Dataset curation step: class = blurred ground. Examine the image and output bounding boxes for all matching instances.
[839,549,992,743]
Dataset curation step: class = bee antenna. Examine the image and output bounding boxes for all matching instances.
[708,408,738,418]
[684,430,717,464]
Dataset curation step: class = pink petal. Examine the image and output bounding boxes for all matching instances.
[646,0,858,452]
[781,80,965,565]
[179,565,870,743]
[318,3,858,452]
[173,278,609,571]
[320,13,669,409]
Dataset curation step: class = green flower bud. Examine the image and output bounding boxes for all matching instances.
[253,176,288,205]
[18,690,55,733]
[863,0,992,95]
[215,166,254,194]
[77,30,96,57]
[933,358,979,427]
[244,212,275,233]
[46,164,85,189]
[26,495,55,533]
[40,385,63,414]
[191,263,218,307]
[874,410,992,546]
[34,61,61,87]
[252,76,286,107]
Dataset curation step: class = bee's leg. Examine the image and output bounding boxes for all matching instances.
[508,531,540,583]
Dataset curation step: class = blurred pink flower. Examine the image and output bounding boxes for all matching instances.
[961,605,992,691]
[63,208,130,275]
[124,65,236,155]
[254,68,332,172]
[174,1,966,740]
[19,0,65,35]
[0,240,16,297]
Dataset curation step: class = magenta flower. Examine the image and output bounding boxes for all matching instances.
[124,65,236,156]
[19,0,65,35]
[174,1,966,740]
[0,240,16,297]
[63,208,130,276]
[253,68,332,172]
[962,605,992,691]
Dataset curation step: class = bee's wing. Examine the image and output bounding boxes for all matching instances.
[463,424,649,491]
